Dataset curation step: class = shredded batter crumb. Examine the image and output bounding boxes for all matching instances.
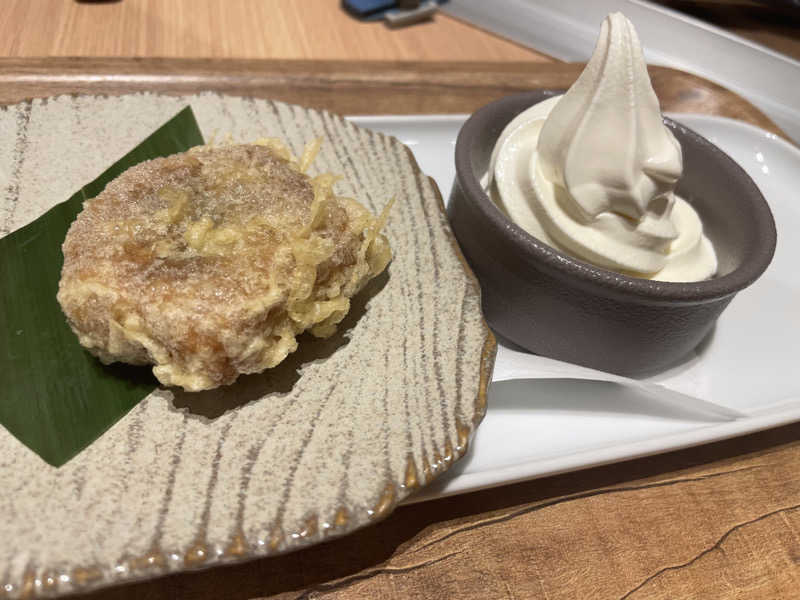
[58,142,392,391]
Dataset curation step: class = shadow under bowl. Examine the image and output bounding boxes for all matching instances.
[447,90,777,376]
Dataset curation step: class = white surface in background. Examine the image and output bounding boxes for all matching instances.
[443,0,800,144]
[349,113,800,501]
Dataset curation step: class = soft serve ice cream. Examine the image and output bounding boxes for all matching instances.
[486,12,717,282]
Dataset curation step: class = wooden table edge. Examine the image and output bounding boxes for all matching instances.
[0,58,789,143]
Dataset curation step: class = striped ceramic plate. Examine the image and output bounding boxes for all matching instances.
[0,93,495,598]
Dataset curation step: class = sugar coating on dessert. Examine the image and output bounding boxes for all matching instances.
[57,142,391,391]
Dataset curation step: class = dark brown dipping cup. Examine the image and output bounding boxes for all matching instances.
[448,90,777,375]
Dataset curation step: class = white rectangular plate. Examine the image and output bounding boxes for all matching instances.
[349,113,800,502]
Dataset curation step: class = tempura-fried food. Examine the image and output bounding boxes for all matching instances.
[57,141,391,391]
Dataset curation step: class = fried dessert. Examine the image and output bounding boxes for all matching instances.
[57,140,392,391]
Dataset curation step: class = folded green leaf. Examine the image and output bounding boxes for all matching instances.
[0,107,205,467]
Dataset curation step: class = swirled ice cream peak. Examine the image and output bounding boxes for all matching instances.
[538,12,682,222]
[487,12,717,282]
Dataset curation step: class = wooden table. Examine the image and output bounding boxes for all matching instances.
[3,2,799,599]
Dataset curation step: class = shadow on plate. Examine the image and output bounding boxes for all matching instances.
[488,378,716,422]
[494,325,718,382]
[491,328,726,422]
[170,270,389,420]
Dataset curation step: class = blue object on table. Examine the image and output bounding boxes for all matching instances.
[343,0,448,22]
[343,0,396,20]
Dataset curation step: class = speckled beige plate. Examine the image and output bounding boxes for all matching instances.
[0,93,495,598]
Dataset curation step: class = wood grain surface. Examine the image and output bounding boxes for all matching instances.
[1,59,797,600]
[71,421,800,600]
[0,0,545,62]
[0,59,787,140]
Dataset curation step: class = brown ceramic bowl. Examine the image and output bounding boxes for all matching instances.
[448,90,777,375]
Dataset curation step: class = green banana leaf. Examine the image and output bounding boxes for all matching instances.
[0,107,205,467]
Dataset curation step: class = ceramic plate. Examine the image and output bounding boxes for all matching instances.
[349,113,800,502]
[0,94,494,598]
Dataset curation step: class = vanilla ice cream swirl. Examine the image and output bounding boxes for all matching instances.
[487,13,717,282]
